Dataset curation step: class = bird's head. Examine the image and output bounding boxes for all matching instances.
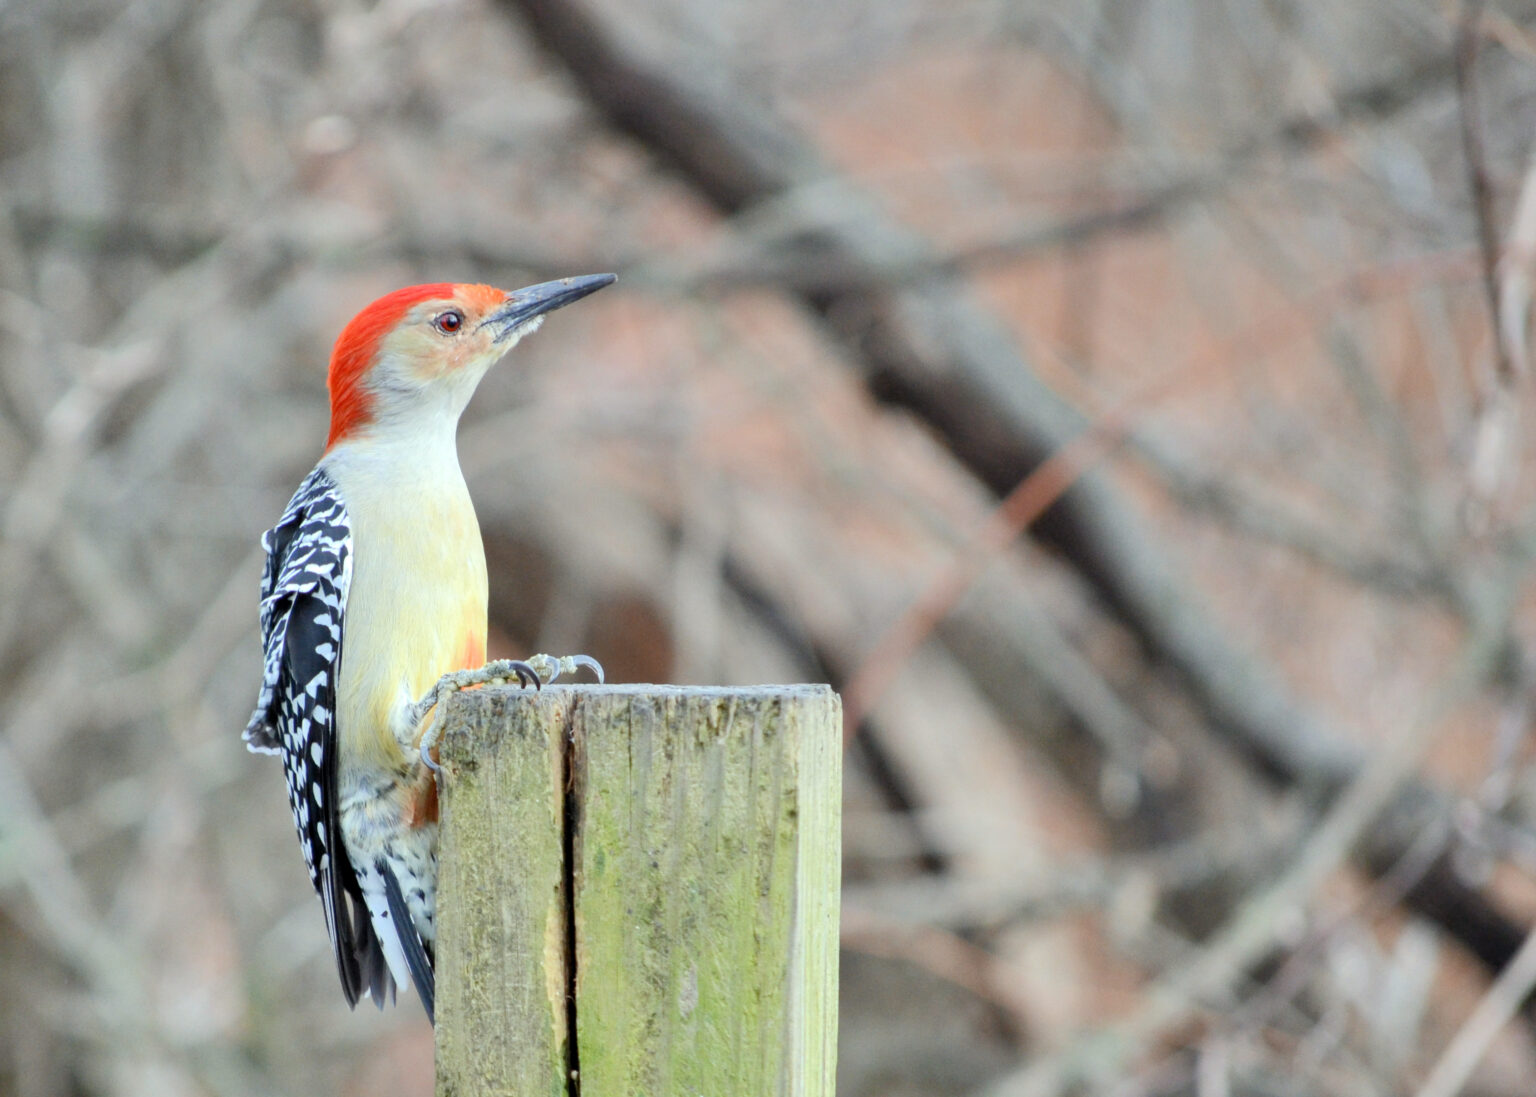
[325,274,615,449]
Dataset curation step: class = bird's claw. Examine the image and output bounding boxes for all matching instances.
[524,652,605,685]
[415,656,601,773]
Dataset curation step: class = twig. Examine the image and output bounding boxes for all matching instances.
[842,387,1154,738]
[1456,0,1516,387]
[1122,250,1478,602]
[979,591,1514,1097]
[1414,925,1536,1097]
[1217,811,1453,1054]
[844,812,1303,936]
[1497,157,1536,378]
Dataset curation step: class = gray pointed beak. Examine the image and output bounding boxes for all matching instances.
[481,273,617,343]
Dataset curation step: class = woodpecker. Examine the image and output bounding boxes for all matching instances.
[244,274,615,1023]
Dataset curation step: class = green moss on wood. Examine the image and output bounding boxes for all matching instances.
[571,686,840,1097]
[434,684,840,1097]
[435,689,570,1097]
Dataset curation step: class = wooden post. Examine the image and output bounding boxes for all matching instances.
[433,686,571,1096]
[433,684,841,1097]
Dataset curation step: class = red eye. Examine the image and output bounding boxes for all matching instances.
[434,310,464,334]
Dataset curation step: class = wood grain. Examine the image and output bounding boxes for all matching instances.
[434,684,841,1097]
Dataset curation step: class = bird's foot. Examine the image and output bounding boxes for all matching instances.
[416,655,603,772]
[414,659,538,773]
[409,659,540,730]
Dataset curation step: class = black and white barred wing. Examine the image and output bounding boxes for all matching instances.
[243,467,351,894]
[244,469,387,1007]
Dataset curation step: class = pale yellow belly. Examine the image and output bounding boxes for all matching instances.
[336,494,489,776]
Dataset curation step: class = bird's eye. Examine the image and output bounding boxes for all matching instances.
[434,310,464,335]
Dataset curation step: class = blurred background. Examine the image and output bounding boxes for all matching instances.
[4,0,1536,1094]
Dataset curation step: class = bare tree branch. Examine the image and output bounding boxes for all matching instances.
[495,0,1531,984]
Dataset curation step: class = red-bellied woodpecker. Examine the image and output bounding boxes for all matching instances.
[243,275,614,1023]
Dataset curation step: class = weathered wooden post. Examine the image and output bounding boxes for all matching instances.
[433,684,841,1097]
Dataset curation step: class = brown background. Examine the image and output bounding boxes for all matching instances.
[3,1,1536,1095]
